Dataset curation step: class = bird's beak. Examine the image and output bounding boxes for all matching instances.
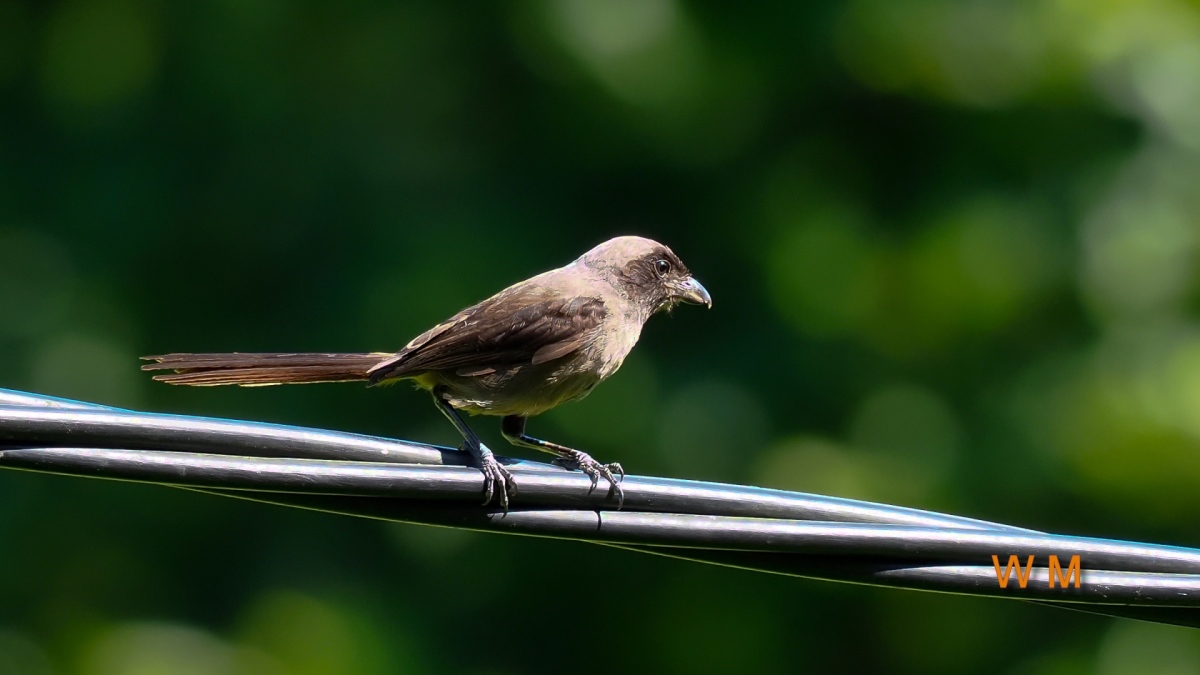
[674,276,712,308]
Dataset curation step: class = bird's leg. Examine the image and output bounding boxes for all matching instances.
[501,415,625,508]
[431,387,515,509]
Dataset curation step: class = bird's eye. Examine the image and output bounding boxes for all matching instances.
[654,259,672,277]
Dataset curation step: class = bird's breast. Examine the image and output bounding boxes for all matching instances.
[429,360,606,417]
[593,312,643,379]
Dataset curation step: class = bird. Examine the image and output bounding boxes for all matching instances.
[141,235,711,509]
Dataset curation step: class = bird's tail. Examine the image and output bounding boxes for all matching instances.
[141,352,392,386]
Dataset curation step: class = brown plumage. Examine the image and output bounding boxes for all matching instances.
[143,352,389,385]
[142,236,711,508]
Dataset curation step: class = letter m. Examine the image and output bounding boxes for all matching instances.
[1048,555,1081,589]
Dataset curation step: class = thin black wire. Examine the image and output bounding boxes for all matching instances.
[2,389,1199,628]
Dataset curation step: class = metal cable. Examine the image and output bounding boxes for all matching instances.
[1,388,1198,628]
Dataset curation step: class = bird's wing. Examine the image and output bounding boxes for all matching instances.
[367,287,607,384]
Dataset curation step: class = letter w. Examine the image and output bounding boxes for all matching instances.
[992,555,1035,589]
[1048,555,1081,588]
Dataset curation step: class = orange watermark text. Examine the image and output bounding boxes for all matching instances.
[991,554,1081,589]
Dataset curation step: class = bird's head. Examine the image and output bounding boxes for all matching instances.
[579,236,711,315]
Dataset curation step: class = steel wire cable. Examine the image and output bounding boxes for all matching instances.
[2,388,1198,627]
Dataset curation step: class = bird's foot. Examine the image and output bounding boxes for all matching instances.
[553,450,625,508]
[464,442,517,510]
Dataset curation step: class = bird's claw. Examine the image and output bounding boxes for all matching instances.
[466,444,517,511]
[553,451,625,509]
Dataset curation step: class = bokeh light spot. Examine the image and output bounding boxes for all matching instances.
[1096,620,1200,675]
[837,0,1056,108]
[1081,172,1196,319]
[767,210,881,338]
[40,0,160,109]
[238,590,405,675]
[657,379,767,480]
[546,0,702,111]
[754,436,872,500]
[848,384,959,501]
[902,195,1060,344]
[1132,39,1200,150]
[550,0,677,59]
[81,623,273,675]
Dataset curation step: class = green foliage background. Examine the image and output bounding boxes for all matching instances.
[2,0,1200,672]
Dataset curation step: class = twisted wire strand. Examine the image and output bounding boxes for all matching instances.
[2,388,1198,628]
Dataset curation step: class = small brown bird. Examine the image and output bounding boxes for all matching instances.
[142,236,711,508]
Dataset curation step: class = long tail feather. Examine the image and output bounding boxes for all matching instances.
[141,352,392,386]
